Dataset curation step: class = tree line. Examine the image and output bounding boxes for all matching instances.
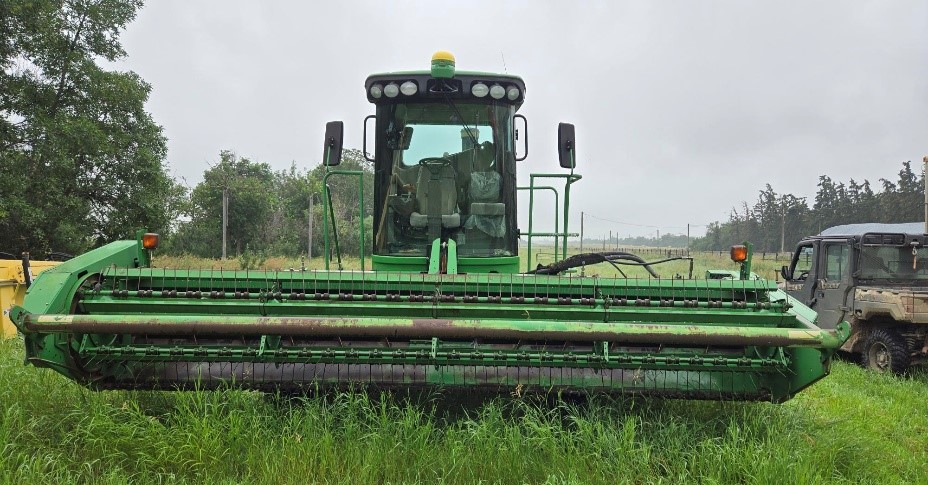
[690,162,925,252]
[1,0,182,256]
[2,1,923,260]
[165,149,373,259]
[0,0,371,260]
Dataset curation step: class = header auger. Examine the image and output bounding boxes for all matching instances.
[12,53,849,402]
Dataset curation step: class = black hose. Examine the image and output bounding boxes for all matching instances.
[527,252,660,277]
[608,256,687,267]
[604,259,627,278]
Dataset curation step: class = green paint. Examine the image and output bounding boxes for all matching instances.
[737,241,754,280]
[446,239,458,274]
[430,60,455,79]
[369,70,524,83]
[457,256,519,274]
[372,254,428,272]
[428,239,442,274]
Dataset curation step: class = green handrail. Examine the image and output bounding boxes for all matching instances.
[322,170,365,271]
[524,171,582,272]
[519,185,559,270]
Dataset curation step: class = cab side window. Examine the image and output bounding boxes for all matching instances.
[824,243,849,281]
[792,245,814,280]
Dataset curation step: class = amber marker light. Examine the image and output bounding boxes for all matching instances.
[142,233,160,250]
[730,245,748,263]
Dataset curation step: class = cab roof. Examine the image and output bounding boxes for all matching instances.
[817,222,927,238]
[364,70,526,107]
[367,70,524,82]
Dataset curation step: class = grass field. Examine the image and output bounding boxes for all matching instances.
[2,338,927,483]
[3,250,926,483]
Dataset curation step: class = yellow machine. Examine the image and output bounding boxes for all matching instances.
[1,257,60,338]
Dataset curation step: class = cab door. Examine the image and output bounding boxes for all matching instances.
[814,240,852,329]
[783,242,818,306]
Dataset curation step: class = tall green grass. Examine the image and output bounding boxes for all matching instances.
[2,338,926,484]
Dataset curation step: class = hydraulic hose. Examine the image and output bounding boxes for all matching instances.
[527,252,661,277]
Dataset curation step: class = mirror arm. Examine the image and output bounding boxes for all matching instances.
[362,115,376,162]
[514,114,528,161]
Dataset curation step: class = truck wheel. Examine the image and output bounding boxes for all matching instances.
[861,328,910,374]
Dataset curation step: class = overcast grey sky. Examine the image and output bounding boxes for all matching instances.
[112,1,928,238]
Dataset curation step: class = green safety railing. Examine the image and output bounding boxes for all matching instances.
[522,171,582,272]
[322,170,365,271]
[518,185,560,263]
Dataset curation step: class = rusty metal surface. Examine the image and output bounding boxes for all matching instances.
[24,313,845,348]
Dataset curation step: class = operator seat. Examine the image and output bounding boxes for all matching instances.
[466,171,506,238]
[409,161,460,241]
[464,142,506,239]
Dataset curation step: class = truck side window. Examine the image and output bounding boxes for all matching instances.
[793,245,814,280]
[824,243,848,281]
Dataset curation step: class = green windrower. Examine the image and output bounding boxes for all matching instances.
[11,53,849,402]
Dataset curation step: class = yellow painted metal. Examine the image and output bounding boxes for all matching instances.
[431,50,455,63]
[0,259,59,338]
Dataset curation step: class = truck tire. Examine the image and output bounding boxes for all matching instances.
[861,328,910,374]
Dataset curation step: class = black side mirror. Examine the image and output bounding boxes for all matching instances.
[780,265,790,280]
[323,121,344,166]
[557,122,576,169]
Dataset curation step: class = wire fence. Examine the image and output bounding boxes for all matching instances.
[556,246,793,261]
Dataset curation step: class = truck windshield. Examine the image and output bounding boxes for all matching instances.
[858,246,928,281]
[373,101,516,257]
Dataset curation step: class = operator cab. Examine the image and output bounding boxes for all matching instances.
[364,52,526,270]
[322,52,576,273]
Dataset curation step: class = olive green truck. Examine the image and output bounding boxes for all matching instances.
[781,222,928,373]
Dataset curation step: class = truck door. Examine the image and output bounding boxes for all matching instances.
[814,240,852,329]
[783,242,818,306]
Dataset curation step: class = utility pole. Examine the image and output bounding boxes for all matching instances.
[579,211,584,253]
[780,202,786,253]
[308,195,314,258]
[222,187,228,259]
[686,223,690,255]
[923,155,928,234]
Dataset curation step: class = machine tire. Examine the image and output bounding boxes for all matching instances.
[860,328,910,375]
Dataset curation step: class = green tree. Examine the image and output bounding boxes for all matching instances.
[169,151,276,258]
[879,161,922,222]
[691,161,925,252]
[167,149,374,260]
[265,163,313,256]
[0,0,178,256]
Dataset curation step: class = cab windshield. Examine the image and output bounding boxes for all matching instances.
[373,101,516,257]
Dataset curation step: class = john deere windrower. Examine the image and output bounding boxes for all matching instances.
[11,52,849,402]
